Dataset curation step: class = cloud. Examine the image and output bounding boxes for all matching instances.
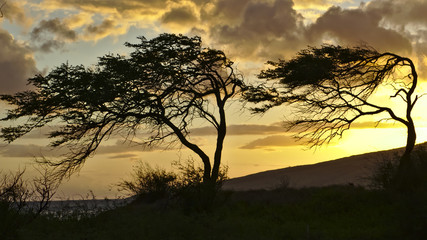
[39,0,169,22]
[350,121,404,129]
[189,119,405,137]
[366,0,427,26]
[2,1,33,28]
[239,135,300,150]
[364,0,427,76]
[31,18,78,52]
[0,139,167,158]
[82,18,128,41]
[41,0,169,13]
[63,11,94,29]
[108,153,139,159]
[31,18,78,41]
[0,144,59,158]
[207,0,305,60]
[161,5,198,25]
[306,6,412,54]
[191,122,285,136]
[17,0,427,81]
[0,29,38,94]
[293,0,348,9]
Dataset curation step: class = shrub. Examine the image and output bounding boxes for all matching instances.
[368,148,427,192]
[117,163,177,202]
[118,159,228,210]
[368,155,399,190]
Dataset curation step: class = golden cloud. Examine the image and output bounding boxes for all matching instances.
[2,0,33,28]
[239,135,301,150]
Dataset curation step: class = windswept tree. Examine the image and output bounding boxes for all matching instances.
[245,45,420,170]
[0,33,245,184]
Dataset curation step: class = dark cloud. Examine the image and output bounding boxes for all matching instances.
[161,5,198,25]
[83,19,116,39]
[366,0,427,26]
[239,135,300,150]
[31,18,78,41]
[31,18,78,52]
[0,29,37,94]
[35,0,427,63]
[306,6,412,54]
[209,0,305,59]
[201,0,250,25]
[364,0,427,76]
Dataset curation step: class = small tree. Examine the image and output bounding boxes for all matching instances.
[0,33,245,184]
[245,45,420,172]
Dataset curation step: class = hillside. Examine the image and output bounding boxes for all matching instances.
[223,143,427,191]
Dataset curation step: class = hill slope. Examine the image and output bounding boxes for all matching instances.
[223,143,427,191]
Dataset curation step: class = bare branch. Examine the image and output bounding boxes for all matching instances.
[0,1,6,18]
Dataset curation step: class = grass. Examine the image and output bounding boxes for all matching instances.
[6,185,426,240]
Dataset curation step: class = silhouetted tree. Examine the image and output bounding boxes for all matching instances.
[245,45,419,172]
[0,33,245,184]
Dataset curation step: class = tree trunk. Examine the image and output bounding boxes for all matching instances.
[402,121,416,161]
[397,122,417,191]
[211,106,227,182]
[202,156,212,183]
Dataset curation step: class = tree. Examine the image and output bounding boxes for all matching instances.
[0,33,245,184]
[245,45,419,170]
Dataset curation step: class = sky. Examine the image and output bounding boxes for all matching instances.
[2,0,427,198]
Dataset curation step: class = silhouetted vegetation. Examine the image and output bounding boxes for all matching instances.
[0,167,59,239]
[369,147,427,192]
[8,184,427,240]
[0,33,245,184]
[118,159,228,211]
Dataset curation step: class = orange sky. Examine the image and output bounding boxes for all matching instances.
[2,0,427,198]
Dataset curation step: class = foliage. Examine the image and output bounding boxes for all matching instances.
[245,45,419,160]
[0,33,245,183]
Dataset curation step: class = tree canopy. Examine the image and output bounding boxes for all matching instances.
[245,45,419,163]
[0,33,245,183]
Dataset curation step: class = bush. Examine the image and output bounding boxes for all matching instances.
[118,159,228,210]
[368,148,427,191]
[117,163,177,202]
[368,155,399,190]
